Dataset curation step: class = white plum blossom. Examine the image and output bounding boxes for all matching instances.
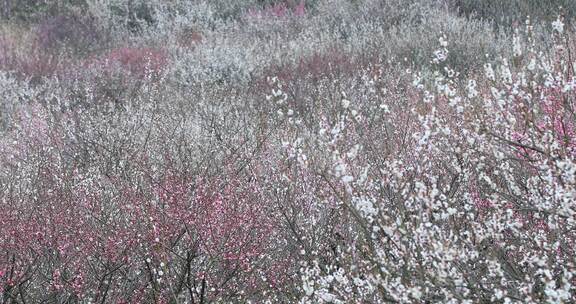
[552,17,564,34]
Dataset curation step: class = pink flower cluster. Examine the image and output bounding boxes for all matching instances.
[0,155,281,301]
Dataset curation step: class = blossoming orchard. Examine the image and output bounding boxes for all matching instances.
[1,0,576,303]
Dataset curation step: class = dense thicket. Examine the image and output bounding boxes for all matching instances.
[1,1,575,303]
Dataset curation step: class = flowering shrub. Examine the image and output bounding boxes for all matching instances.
[54,46,170,108]
[0,146,285,301]
[293,18,576,303]
[93,47,169,79]
[246,1,306,19]
[176,29,203,49]
[0,32,65,82]
[452,0,576,29]
[1,1,576,303]
[35,14,106,55]
[0,0,75,21]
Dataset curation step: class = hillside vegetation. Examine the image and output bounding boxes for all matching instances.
[1,1,575,303]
